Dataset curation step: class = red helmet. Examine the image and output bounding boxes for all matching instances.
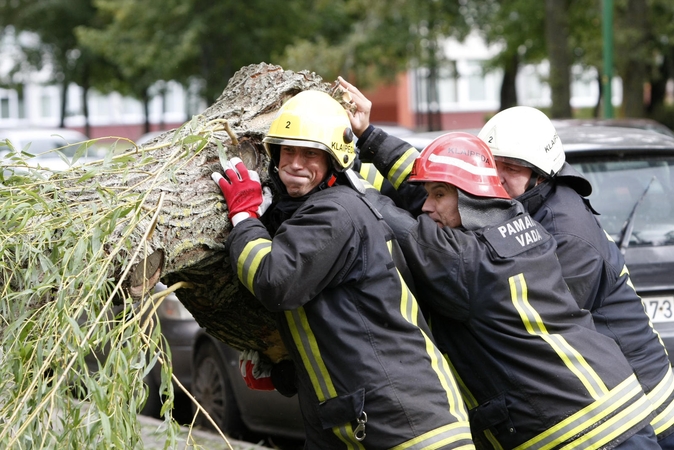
[409,132,509,199]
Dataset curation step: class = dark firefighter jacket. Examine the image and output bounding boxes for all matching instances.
[365,187,654,450]
[358,126,674,442]
[518,169,674,441]
[226,183,474,450]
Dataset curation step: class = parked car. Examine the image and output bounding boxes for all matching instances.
[556,125,674,360]
[552,117,674,138]
[387,124,674,360]
[136,130,169,146]
[0,128,104,173]
[145,284,305,441]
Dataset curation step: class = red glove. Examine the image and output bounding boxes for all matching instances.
[239,349,275,391]
[211,157,271,226]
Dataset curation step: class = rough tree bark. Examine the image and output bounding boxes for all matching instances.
[60,63,351,362]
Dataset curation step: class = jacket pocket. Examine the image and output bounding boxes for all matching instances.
[470,392,516,436]
[317,388,365,430]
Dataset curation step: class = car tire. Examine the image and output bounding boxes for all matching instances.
[192,340,245,435]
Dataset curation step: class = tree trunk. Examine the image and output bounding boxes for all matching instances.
[619,0,648,117]
[143,88,151,134]
[545,0,572,118]
[43,63,348,363]
[594,71,603,118]
[59,77,68,129]
[647,51,671,114]
[82,70,91,139]
[499,52,519,111]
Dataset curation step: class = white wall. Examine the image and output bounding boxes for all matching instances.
[411,31,623,113]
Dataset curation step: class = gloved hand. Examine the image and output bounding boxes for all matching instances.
[270,359,298,398]
[211,157,272,226]
[239,349,275,391]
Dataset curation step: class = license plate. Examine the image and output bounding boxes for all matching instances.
[644,296,674,323]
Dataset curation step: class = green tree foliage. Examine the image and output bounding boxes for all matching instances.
[0,0,114,135]
[75,0,200,133]
[280,0,469,89]
[613,0,674,120]
[0,120,242,447]
[0,146,180,447]
[77,0,317,106]
[463,0,674,119]
[465,0,546,100]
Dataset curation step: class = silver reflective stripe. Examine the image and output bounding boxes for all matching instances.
[285,307,335,402]
[390,422,475,450]
[649,367,674,436]
[359,163,385,191]
[333,422,365,449]
[513,374,649,449]
[388,240,468,422]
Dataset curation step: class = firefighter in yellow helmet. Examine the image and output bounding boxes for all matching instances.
[211,90,474,449]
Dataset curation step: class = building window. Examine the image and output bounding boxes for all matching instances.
[40,93,52,118]
[465,60,486,102]
[438,63,458,104]
[1,97,9,119]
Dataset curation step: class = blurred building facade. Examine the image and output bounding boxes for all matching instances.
[1,31,621,140]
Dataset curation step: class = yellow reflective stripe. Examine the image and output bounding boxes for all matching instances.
[388,239,468,422]
[389,422,475,450]
[654,398,674,436]
[358,163,385,191]
[650,367,674,435]
[444,355,479,409]
[559,393,652,450]
[604,229,615,243]
[333,423,366,449]
[623,263,670,353]
[509,273,608,399]
[236,238,271,293]
[285,307,337,402]
[622,264,638,292]
[387,147,419,189]
[514,375,648,450]
[649,366,674,409]
[424,329,468,422]
[484,430,505,450]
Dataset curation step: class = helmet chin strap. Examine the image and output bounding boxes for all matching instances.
[525,172,539,192]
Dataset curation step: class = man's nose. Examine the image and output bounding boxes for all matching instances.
[421,198,433,213]
[289,152,304,167]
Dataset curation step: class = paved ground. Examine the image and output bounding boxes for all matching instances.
[138,414,272,450]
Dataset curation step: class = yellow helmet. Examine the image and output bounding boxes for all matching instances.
[263,90,356,170]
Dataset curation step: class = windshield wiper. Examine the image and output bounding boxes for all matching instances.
[618,175,656,254]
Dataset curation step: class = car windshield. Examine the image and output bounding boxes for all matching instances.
[572,155,674,247]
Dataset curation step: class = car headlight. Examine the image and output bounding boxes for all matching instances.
[154,283,194,321]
